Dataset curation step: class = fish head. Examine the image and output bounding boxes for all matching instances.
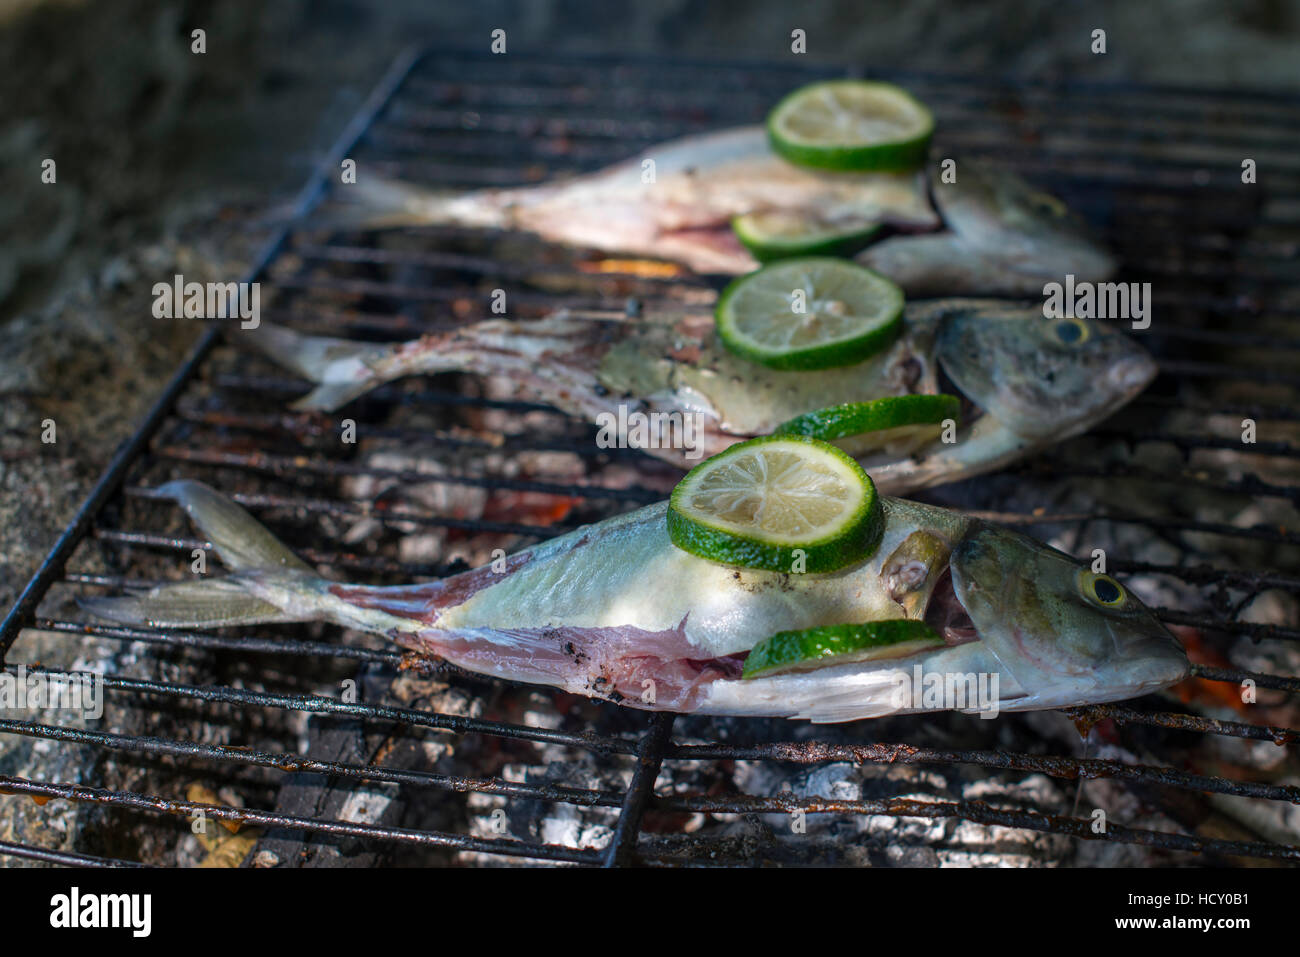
[933,160,1117,280]
[935,308,1156,441]
[949,522,1190,708]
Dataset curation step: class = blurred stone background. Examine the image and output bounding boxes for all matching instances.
[1,0,1298,613]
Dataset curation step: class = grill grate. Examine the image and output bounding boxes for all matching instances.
[2,47,1299,867]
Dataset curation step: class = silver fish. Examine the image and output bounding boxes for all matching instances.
[244,302,1155,495]
[339,126,938,275]
[81,481,1190,722]
[335,128,1114,295]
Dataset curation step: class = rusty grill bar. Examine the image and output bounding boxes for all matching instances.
[1,48,1298,867]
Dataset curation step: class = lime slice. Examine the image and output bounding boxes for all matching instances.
[767,80,934,172]
[742,619,944,679]
[715,258,904,371]
[667,435,882,574]
[731,211,884,263]
[774,394,960,456]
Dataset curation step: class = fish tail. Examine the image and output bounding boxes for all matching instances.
[243,322,442,412]
[80,481,334,629]
[323,176,513,231]
[244,315,590,413]
[77,482,606,696]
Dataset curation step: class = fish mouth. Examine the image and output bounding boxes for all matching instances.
[923,565,981,647]
[1109,350,1158,397]
[1117,636,1192,694]
[935,360,986,429]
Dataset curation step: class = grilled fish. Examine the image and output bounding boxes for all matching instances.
[857,159,1118,296]
[245,303,1155,494]
[81,481,1190,722]
[340,126,937,275]
[334,127,1113,294]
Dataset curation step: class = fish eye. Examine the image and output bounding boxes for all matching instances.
[1053,318,1090,345]
[1079,571,1127,608]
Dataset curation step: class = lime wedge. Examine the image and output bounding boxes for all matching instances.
[731,211,884,263]
[768,80,934,172]
[742,620,944,679]
[715,258,904,371]
[667,435,882,574]
[774,394,960,455]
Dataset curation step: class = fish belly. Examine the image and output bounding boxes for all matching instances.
[333,500,969,713]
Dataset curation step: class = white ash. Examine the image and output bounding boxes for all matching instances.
[458,751,627,867]
[338,439,646,570]
[1207,782,1300,848]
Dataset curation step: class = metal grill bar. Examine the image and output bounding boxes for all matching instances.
[295,227,1300,276]
[143,449,663,505]
[961,511,1299,546]
[2,46,1299,867]
[1063,705,1299,745]
[1191,664,1300,694]
[1013,462,1300,507]
[392,78,1299,133]
[605,712,676,867]
[0,841,147,869]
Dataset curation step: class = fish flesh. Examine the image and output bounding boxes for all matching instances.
[333,126,1115,295]
[81,481,1190,722]
[243,301,1156,494]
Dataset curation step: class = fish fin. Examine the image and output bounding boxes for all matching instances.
[707,668,916,722]
[243,318,579,413]
[241,322,405,411]
[79,579,305,629]
[292,382,385,412]
[158,480,314,573]
[320,176,509,231]
[800,701,909,724]
[81,482,330,629]
[792,672,914,723]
